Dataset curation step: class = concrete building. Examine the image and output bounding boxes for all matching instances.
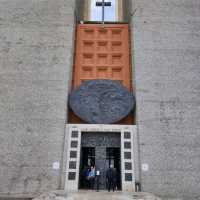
[0,0,200,199]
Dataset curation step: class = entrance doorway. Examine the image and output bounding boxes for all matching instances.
[65,124,136,192]
[79,132,121,190]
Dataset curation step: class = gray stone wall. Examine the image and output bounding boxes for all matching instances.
[0,0,75,196]
[131,0,200,199]
[1,0,200,199]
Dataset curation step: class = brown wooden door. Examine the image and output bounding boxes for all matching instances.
[73,24,132,90]
[70,24,134,124]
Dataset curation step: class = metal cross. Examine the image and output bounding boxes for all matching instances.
[96,0,112,24]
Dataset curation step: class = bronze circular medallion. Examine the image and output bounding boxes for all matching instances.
[69,80,135,124]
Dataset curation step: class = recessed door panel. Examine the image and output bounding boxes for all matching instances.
[73,24,132,91]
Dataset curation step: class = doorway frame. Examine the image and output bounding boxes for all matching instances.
[64,124,136,192]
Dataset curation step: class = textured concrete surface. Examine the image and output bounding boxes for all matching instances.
[0,0,75,196]
[131,0,200,199]
[33,191,66,200]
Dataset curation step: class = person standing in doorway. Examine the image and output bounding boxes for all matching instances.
[83,165,90,189]
[88,166,95,190]
[106,164,117,192]
[95,169,100,192]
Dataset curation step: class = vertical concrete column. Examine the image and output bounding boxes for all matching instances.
[65,126,82,191]
[121,127,136,192]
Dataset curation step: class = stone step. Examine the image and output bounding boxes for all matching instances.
[66,191,161,200]
[33,191,161,200]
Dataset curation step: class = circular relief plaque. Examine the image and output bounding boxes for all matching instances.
[69,80,135,124]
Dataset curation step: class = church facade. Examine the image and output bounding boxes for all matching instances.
[0,0,200,199]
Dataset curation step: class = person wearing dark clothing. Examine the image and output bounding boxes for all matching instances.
[106,165,117,192]
[95,169,100,192]
[83,166,90,188]
[88,166,95,189]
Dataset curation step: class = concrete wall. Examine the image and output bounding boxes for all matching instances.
[0,0,75,196]
[131,0,200,199]
[1,0,200,199]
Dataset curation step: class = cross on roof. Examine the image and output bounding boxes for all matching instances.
[96,0,112,24]
[96,1,111,7]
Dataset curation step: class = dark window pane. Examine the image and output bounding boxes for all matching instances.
[68,172,76,180]
[125,162,132,170]
[124,142,131,149]
[124,132,131,139]
[71,141,78,148]
[124,152,131,159]
[69,161,76,169]
[71,131,78,138]
[125,173,132,181]
[70,151,77,158]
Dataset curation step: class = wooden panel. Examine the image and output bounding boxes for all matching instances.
[70,24,134,124]
[73,24,132,90]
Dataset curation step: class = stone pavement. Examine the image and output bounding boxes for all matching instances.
[33,190,162,200]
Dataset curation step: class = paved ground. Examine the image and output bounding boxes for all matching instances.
[33,190,162,200]
[66,191,161,200]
